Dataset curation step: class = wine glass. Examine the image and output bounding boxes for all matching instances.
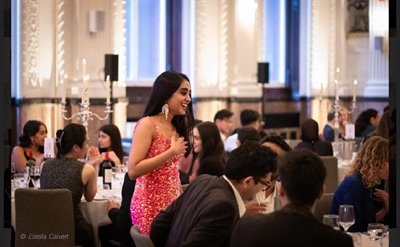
[30,166,41,188]
[323,214,340,231]
[337,205,355,234]
[112,165,126,188]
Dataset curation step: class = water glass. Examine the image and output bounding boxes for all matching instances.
[367,223,385,241]
[322,214,339,231]
[112,165,126,188]
[13,173,28,190]
[122,156,129,166]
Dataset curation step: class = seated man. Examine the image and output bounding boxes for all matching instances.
[214,109,234,141]
[323,111,336,142]
[150,141,278,246]
[231,149,353,247]
[246,135,293,214]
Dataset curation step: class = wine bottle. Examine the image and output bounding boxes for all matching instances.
[102,152,113,189]
[26,150,36,187]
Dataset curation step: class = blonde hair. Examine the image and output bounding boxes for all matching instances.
[350,136,388,188]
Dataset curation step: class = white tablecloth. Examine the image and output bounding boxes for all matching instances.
[349,232,389,247]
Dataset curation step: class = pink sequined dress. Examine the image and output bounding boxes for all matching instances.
[130,117,183,235]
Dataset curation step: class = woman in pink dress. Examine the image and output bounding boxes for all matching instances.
[128,71,195,235]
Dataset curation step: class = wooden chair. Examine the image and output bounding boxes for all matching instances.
[320,156,339,193]
[130,225,154,247]
[314,193,334,222]
[15,188,75,247]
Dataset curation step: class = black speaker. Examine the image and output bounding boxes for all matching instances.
[104,54,118,81]
[257,62,269,83]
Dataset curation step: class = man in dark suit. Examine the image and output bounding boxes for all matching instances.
[150,141,278,247]
[231,149,354,247]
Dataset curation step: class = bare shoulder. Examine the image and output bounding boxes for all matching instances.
[83,163,96,174]
[135,116,156,134]
[12,146,24,155]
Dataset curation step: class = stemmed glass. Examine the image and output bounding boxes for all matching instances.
[338,205,355,234]
[30,166,41,188]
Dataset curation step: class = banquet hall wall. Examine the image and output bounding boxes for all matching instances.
[11,0,389,147]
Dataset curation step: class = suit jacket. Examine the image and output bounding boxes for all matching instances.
[323,124,335,142]
[231,203,353,247]
[150,175,239,247]
[197,155,225,177]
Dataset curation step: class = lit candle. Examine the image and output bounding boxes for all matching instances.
[353,79,357,102]
[61,73,68,104]
[81,59,88,104]
[84,75,90,104]
[319,83,323,101]
[334,79,339,101]
[106,75,111,104]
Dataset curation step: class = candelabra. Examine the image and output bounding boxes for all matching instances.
[60,59,113,131]
[60,100,113,131]
[331,78,357,141]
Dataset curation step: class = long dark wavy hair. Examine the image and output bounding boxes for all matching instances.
[99,124,124,162]
[18,120,47,153]
[196,121,227,164]
[143,71,195,156]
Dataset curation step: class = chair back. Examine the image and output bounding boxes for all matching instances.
[130,225,154,247]
[285,139,301,149]
[15,188,75,247]
[320,156,338,193]
[313,193,334,222]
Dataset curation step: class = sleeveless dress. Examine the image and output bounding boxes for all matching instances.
[130,117,183,235]
[40,157,95,246]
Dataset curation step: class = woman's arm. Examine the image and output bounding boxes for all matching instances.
[127,118,187,180]
[102,151,122,166]
[11,146,27,173]
[82,164,97,202]
[374,188,389,222]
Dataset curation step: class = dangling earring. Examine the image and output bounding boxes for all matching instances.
[161,103,169,120]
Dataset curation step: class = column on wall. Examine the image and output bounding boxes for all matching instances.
[309,0,340,129]
[365,0,388,97]
[111,0,128,134]
[193,0,262,123]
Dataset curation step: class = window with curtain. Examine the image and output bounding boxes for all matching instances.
[126,0,166,85]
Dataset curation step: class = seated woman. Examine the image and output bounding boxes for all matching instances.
[295,118,333,156]
[40,123,100,247]
[355,108,380,138]
[194,121,227,177]
[11,120,47,173]
[330,136,389,232]
[94,124,125,176]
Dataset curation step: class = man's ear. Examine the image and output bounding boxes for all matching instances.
[242,176,253,188]
[279,183,286,197]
